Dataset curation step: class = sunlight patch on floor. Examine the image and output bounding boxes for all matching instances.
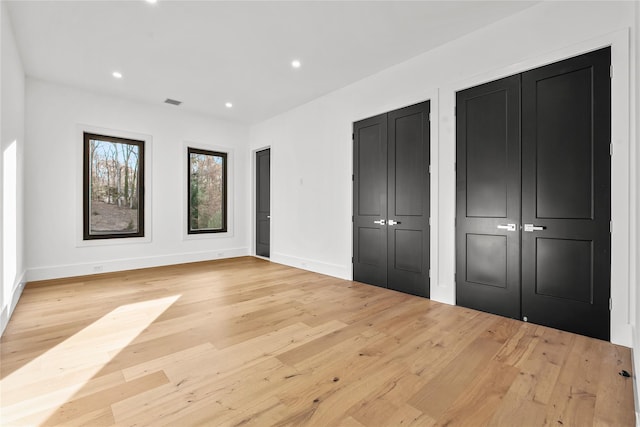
[0,294,180,425]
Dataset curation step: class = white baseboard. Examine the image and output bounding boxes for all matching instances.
[271,252,350,280]
[612,323,634,348]
[1,270,27,336]
[26,248,250,282]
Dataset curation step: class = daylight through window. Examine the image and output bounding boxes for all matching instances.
[83,132,145,240]
[188,147,227,234]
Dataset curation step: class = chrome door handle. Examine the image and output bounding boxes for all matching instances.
[373,219,386,225]
[497,224,517,231]
[524,224,545,232]
[267,215,271,219]
[388,220,400,225]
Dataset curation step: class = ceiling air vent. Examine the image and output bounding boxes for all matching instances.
[164,98,182,106]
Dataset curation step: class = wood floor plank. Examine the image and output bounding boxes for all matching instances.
[384,403,435,427]
[336,416,368,427]
[542,334,603,426]
[434,359,520,426]
[0,257,634,426]
[346,370,424,426]
[2,366,126,407]
[592,341,635,426]
[121,343,215,381]
[492,321,540,367]
[111,321,347,425]
[42,371,169,426]
[407,335,504,419]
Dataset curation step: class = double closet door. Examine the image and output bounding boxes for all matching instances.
[353,101,430,297]
[456,47,611,340]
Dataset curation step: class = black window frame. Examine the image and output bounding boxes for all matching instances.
[187,147,228,234]
[83,132,145,240]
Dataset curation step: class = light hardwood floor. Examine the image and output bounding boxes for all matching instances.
[1,257,634,426]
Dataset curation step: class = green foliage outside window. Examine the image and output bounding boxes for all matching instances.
[188,148,227,233]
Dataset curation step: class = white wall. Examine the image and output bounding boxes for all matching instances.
[25,79,250,281]
[1,2,26,335]
[249,1,637,346]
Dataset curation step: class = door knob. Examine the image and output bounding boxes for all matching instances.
[388,220,400,225]
[497,224,517,231]
[524,224,545,232]
[373,219,386,225]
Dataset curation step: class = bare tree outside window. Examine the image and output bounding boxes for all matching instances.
[188,147,227,233]
[83,133,145,240]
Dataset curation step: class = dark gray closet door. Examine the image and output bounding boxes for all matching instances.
[456,47,611,341]
[455,75,522,318]
[353,101,431,297]
[256,148,271,257]
[521,48,611,340]
[353,114,388,287]
[387,101,430,297]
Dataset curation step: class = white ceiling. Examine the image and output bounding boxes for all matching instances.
[6,0,538,124]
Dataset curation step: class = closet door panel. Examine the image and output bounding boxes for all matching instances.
[387,101,430,297]
[455,75,521,318]
[521,47,611,340]
[353,114,388,287]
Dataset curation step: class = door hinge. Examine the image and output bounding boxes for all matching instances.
[454,272,456,282]
[610,221,612,233]
[609,298,612,311]
[352,174,355,181]
[428,269,431,278]
[428,112,431,122]
[352,256,354,263]
[428,164,431,174]
[352,133,355,141]
[610,65,613,79]
[610,143,613,156]
[454,162,457,171]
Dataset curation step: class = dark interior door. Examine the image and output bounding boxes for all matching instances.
[456,76,521,318]
[256,148,270,257]
[353,101,430,297]
[521,48,611,340]
[387,102,430,297]
[456,47,611,341]
[353,114,388,287]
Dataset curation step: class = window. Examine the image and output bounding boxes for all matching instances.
[83,132,144,240]
[188,147,227,234]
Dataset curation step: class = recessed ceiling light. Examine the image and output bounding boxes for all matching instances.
[112,71,123,79]
[225,102,233,108]
[145,0,158,4]
[291,60,301,69]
